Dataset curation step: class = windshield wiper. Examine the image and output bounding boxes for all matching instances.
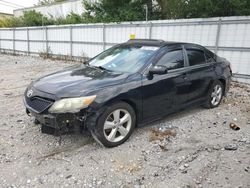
[93,65,113,72]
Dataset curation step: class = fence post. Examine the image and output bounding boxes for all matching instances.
[13,28,15,55]
[103,24,106,50]
[70,25,73,58]
[215,18,222,54]
[27,27,30,55]
[45,26,48,55]
[148,22,153,39]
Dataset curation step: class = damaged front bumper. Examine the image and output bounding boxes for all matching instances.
[24,95,88,135]
[26,108,87,135]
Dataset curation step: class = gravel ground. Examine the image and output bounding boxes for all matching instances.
[0,54,250,188]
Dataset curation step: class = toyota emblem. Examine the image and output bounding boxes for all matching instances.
[27,89,33,98]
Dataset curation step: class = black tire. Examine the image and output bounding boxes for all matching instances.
[203,80,224,109]
[89,102,136,147]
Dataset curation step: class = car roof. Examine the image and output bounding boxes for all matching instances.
[125,39,215,58]
[126,39,201,48]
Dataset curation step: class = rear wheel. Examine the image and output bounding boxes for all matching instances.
[204,80,224,108]
[90,102,136,147]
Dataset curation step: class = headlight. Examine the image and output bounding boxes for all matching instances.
[48,95,96,113]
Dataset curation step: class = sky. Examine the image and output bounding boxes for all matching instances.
[0,0,39,14]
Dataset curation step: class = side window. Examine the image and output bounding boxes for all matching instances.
[187,49,206,66]
[157,50,184,70]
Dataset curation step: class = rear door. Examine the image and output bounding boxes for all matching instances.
[183,44,216,102]
[141,45,190,120]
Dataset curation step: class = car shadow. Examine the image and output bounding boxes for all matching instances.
[140,105,206,128]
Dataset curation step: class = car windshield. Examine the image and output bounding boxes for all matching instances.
[88,44,159,73]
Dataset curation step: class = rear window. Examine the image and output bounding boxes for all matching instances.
[187,49,206,66]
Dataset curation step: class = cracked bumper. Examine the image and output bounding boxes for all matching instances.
[26,107,87,134]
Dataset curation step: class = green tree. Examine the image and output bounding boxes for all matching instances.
[156,0,250,19]
[1,0,250,28]
[38,0,66,6]
[0,17,22,28]
[21,10,53,26]
[82,0,160,23]
[187,0,250,18]
[54,12,83,24]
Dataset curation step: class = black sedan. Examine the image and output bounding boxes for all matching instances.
[24,39,232,147]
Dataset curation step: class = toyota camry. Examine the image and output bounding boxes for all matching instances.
[24,39,232,147]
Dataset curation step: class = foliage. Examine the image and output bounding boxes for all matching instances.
[53,12,84,25]
[82,0,161,23]
[0,10,54,27]
[156,0,187,19]
[185,0,250,18]
[21,10,53,26]
[156,0,250,19]
[0,17,22,28]
[1,0,250,28]
[38,0,66,6]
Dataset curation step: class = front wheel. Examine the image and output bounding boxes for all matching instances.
[90,102,136,147]
[204,80,224,108]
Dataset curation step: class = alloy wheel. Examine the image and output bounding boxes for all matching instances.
[211,84,222,106]
[103,109,132,143]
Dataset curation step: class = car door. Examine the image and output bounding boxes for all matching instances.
[184,45,217,102]
[141,45,190,120]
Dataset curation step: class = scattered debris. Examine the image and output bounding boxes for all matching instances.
[238,138,247,143]
[127,163,141,173]
[65,175,72,179]
[149,128,176,142]
[224,144,238,151]
[229,122,240,130]
[4,92,13,96]
[158,142,168,151]
[90,156,99,164]
[245,167,249,172]
[179,165,188,173]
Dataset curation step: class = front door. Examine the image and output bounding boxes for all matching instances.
[142,46,190,120]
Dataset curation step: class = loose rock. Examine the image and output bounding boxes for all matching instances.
[224,144,238,151]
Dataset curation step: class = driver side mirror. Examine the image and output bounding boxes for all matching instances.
[149,65,168,75]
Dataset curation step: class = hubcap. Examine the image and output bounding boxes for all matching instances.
[211,84,222,106]
[103,109,132,143]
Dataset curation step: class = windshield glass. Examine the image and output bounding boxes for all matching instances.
[88,44,159,73]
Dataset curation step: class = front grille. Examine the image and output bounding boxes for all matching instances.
[25,96,54,113]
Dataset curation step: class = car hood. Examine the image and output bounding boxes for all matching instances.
[32,65,128,98]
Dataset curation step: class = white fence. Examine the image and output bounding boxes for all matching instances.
[0,16,250,81]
